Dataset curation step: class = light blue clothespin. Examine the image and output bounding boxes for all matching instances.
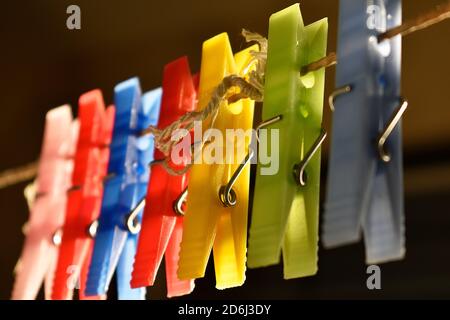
[323,0,407,264]
[85,78,162,299]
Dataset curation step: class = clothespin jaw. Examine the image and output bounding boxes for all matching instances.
[177,33,257,289]
[323,0,405,264]
[131,57,196,297]
[12,105,77,300]
[86,79,161,300]
[247,4,328,279]
[51,90,114,300]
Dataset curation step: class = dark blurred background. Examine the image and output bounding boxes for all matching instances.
[1,0,450,300]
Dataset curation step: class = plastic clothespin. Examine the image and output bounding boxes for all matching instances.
[51,90,115,300]
[323,0,405,264]
[12,105,78,300]
[85,78,162,300]
[247,4,328,279]
[130,57,196,297]
[177,33,257,289]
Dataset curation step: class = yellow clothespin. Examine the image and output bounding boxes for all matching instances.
[178,33,257,289]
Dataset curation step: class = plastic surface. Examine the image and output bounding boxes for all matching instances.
[12,105,78,300]
[131,57,196,298]
[177,33,257,289]
[86,78,161,299]
[247,4,328,279]
[323,0,405,264]
[51,90,114,300]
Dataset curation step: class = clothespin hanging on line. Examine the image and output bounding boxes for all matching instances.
[131,57,196,298]
[86,79,161,299]
[177,33,257,289]
[51,90,115,300]
[12,105,78,300]
[323,0,406,264]
[247,3,328,279]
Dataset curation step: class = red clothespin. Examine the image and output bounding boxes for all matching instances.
[12,105,78,300]
[131,57,196,297]
[51,90,115,300]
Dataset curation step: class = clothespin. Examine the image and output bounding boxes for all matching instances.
[51,90,115,300]
[247,4,328,279]
[323,0,406,264]
[12,105,78,300]
[85,78,162,300]
[177,33,257,289]
[130,57,196,297]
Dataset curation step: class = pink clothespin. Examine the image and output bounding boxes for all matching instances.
[12,105,78,300]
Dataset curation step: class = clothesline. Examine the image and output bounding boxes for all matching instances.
[1,0,450,190]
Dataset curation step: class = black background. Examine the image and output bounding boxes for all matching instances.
[1,0,450,300]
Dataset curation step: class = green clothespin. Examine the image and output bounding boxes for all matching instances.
[248,3,328,279]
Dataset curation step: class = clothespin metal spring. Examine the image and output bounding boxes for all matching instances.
[328,85,352,112]
[329,87,408,164]
[124,155,190,232]
[51,228,63,246]
[218,114,283,208]
[173,187,188,215]
[377,98,408,163]
[255,115,283,142]
[219,150,254,207]
[87,220,99,238]
[125,199,145,235]
[293,130,327,187]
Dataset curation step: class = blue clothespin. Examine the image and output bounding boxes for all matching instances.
[323,0,407,264]
[85,78,162,299]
